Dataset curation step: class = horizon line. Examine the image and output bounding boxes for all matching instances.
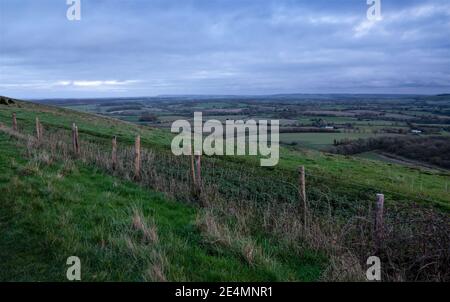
[5,92,449,101]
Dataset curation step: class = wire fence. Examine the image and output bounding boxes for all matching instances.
[2,116,449,211]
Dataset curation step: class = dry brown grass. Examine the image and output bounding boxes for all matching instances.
[132,208,159,245]
[196,209,232,247]
[196,208,271,268]
[145,257,168,282]
[127,208,168,281]
[321,252,366,282]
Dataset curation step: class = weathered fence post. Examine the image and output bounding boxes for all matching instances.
[112,136,117,170]
[35,117,41,140]
[72,123,77,154]
[375,193,385,251]
[194,150,205,206]
[299,166,308,229]
[195,151,202,192]
[190,150,196,188]
[39,121,44,139]
[72,123,80,156]
[75,125,80,155]
[12,113,17,131]
[134,135,141,180]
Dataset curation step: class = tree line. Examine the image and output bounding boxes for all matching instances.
[330,136,450,169]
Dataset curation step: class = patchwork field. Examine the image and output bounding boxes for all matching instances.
[46,94,450,153]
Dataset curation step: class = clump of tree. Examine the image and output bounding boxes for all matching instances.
[0,96,15,105]
[410,117,450,125]
[275,110,299,119]
[311,118,327,127]
[379,128,408,134]
[330,136,450,169]
[139,112,159,122]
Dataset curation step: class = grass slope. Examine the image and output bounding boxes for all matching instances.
[0,133,324,281]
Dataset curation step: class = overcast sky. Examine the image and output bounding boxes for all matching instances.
[1,0,450,98]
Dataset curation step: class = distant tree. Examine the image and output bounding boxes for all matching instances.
[0,96,14,105]
[139,112,159,122]
[329,136,450,169]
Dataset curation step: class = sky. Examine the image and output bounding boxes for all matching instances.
[1,0,450,98]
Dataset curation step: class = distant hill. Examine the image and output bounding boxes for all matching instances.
[31,93,442,107]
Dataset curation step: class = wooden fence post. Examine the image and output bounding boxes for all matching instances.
[112,136,117,170]
[195,151,202,192]
[375,193,385,251]
[75,125,80,155]
[134,135,141,180]
[35,117,41,140]
[72,123,80,156]
[39,122,44,139]
[299,166,308,229]
[194,150,205,206]
[12,113,17,131]
[190,151,196,188]
[72,123,76,154]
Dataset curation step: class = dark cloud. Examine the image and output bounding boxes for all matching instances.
[1,0,449,98]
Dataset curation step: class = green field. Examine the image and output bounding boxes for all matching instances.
[280,132,398,150]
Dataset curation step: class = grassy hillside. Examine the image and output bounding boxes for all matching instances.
[0,132,325,281]
[0,97,449,281]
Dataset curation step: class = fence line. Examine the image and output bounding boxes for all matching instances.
[5,115,449,208]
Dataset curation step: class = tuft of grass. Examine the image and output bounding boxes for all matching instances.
[131,207,159,245]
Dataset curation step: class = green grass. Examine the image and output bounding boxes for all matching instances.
[278,148,450,210]
[0,133,325,281]
[62,104,99,112]
[0,101,172,150]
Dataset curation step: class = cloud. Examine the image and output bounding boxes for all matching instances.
[353,20,379,38]
[0,0,449,98]
[0,79,140,92]
[71,80,139,87]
